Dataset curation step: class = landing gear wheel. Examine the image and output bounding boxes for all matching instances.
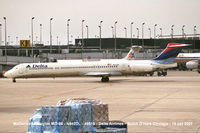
[101,77,109,82]
[198,69,200,74]
[12,78,16,83]
[157,72,162,76]
[149,72,154,76]
[162,71,167,76]
[105,77,109,82]
[157,70,167,76]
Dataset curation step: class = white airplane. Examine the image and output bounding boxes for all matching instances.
[4,43,189,82]
[175,53,200,72]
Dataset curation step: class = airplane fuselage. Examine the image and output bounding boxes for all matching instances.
[175,53,200,71]
[5,59,176,79]
[175,53,200,63]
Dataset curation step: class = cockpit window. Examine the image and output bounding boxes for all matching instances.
[12,66,19,70]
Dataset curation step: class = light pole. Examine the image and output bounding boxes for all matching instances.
[0,24,2,46]
[171,25,174,38]
[159,28,162,38]
[99,20,103,50]
[57,36,59,45]
[114,21,117,51]
[142,22,145,39]
[148,28,151,39]
[4,17,7,56]
[130,22,133,45]
[57,36,60,53]
[8,36,10,45]
[50,18,53,53]
[16,36,18,45]
[36,36,38,44]
[111,26,114,38]
[154,24,157,39]
[31,17,34,57]
[40,24,42,44]
[182,25,185,38]
[194,26,197,36]
[142,23,145,47]
[67,19,70,46]
[71,35,73,44]
[136,28,139,39]
[124,27,127,38]
[81,20,85,49]
[86,25,89,38]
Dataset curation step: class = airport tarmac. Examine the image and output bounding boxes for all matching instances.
[0,70,200,133]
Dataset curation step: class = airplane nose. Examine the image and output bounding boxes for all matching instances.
[4,71,8,77]
[4,71,10,78]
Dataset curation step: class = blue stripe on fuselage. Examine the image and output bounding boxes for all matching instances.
[152,57,175,64]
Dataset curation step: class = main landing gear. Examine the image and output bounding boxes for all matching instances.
[198,69,200,74]
[12,78,16,83]
[157,70,167,76]
[149,72,154,76]
[101,76,109,82]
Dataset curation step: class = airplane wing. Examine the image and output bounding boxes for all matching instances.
[84,72,110,77]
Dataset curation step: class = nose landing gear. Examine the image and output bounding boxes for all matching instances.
[12,78,16,83]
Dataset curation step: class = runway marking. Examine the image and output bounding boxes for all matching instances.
[120,89,181,120]
[33,84,111,100]
[196,126,200,133]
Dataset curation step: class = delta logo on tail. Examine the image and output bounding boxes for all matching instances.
[123,45,141,60]
[128,51,135,60]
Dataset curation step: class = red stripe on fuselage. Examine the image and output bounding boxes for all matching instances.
[175,58,200,61]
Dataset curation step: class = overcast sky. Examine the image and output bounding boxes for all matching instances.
[0,0,200,45]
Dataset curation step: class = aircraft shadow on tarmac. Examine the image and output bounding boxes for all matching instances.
[14,78,176,84]
[124,79,175,83]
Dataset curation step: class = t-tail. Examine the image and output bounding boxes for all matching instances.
[123,45,142,60]
[153,43,191,64]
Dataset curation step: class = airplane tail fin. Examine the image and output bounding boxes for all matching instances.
[153,43,190,63]
[123,45,142,60]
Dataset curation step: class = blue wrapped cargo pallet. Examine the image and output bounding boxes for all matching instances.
[27,103,94,133]
[27,98,127,133]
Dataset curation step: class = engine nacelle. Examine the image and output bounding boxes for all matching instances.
[130,64,158,72]
[186,61,199,69]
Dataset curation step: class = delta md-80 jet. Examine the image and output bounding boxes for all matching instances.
[4,43,189,82]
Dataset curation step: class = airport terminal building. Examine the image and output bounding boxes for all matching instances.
[0,37,200,77]
[75,37,200,50]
